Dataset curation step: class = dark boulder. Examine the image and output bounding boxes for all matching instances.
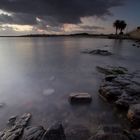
[42,123,66,140]
[22,126,45,140]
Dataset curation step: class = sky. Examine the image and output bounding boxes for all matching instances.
[0,0,140,35]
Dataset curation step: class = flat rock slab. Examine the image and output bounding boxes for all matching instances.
[82,49,113,56]
[69,93,92,104]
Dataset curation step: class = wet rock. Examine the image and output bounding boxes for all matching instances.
[99,85,123,101]
[82,49,112,56]
[8,116,17,125]
[126,84,140,96]
[105,75,117,82]
[97,66,140,128]
[131,76,140,85]
[113,76,131,86]
[88,125,129,140]
[0,113,31,140]
[127,104,140,128]
[96,66,128,75]
[115,93,138,110]
[22,126,45,140]
[69,93,92,104]
[42,123,66,140]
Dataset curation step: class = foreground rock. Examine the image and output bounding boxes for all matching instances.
[22,126,45,140]
[97,66,140,129]
[22,123,66,140]
[69,92,92,104]
[0,114,66,140]
[0,113,31,140]
[42,123,66,140]
[82,49,112,56]
[88,125,129,140]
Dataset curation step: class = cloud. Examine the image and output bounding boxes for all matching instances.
[0,0,125,26]
[0,13,37,25]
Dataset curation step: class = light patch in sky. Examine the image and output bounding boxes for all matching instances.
[1,24,33,32]
[63,24,78,32]
[36,17,42,22]
[0,9,12,16]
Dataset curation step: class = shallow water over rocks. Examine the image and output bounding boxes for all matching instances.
[0,37,140,138]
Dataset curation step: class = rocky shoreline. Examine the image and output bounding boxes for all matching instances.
[0,113,140,140]
[0,113,66,140]
[97,66,140,130]
[82,49,113,56]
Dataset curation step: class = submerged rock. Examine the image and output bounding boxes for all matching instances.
[0,103,5,108]
[69,92,92,104]
[82,49,112,56]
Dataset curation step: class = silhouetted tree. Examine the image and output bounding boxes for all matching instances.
[113,20,127,35]
[113,20,120,35]
[119,20,127,35]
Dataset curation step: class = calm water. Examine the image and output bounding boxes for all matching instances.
[0,37,140,135]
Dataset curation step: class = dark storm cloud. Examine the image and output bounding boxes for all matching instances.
[0,13,37,25]
[0,0,126,25]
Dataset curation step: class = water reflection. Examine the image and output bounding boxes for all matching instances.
[0,37,139,133]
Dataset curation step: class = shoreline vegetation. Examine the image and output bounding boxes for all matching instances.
[0,32,139,40]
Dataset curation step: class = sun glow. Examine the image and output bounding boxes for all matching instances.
[62,24,79,32]
[1,24,33,32]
